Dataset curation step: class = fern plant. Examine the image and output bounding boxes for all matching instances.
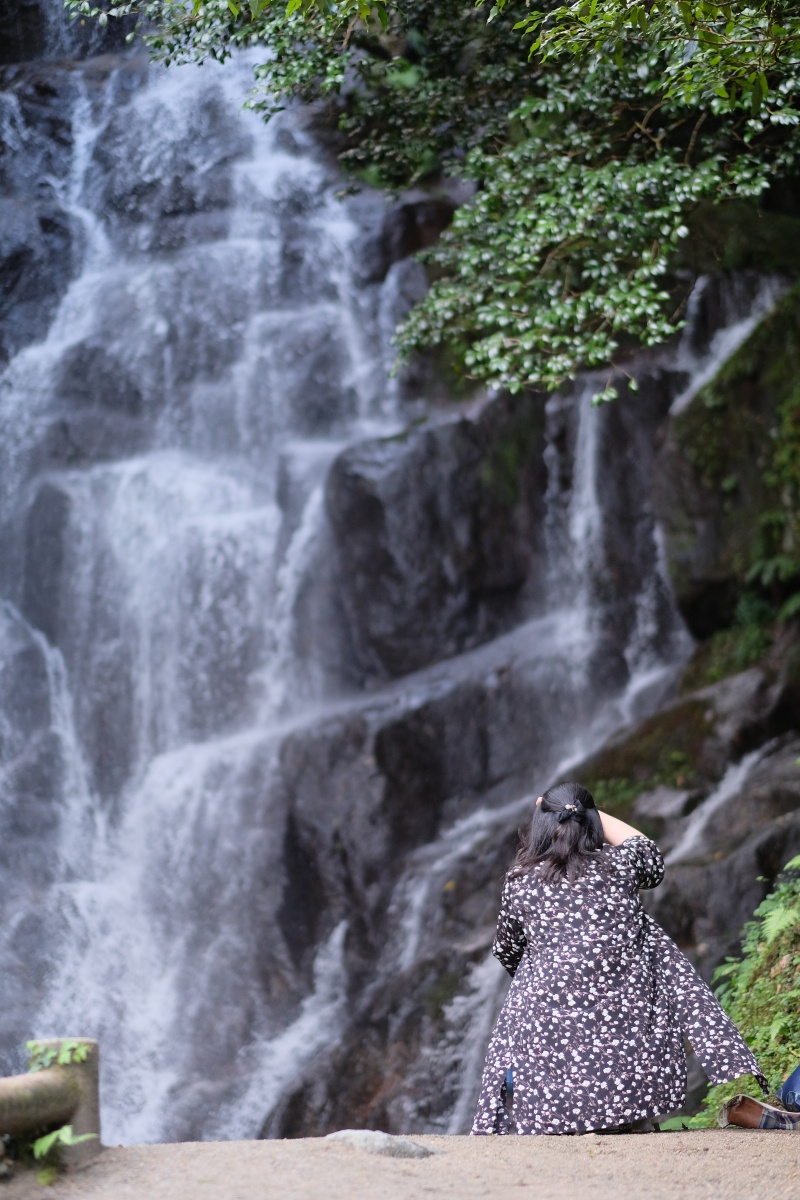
[691,855,800,1125]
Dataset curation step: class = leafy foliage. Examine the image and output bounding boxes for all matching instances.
[26,1039,91,1072]
[514,1,800,116]
[31,1125,97,1162]
[691,856,800,1125]
[64,1,800,393]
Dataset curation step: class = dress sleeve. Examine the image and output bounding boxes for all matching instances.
[492,875,527,977]
[618,835,665,890]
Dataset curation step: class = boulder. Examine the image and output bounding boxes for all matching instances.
[326,394,548,679]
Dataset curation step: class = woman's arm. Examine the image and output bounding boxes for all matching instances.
[598,810,646,846]
[492,878,526,977]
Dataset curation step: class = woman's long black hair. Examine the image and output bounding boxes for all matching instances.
[510,781,604,885]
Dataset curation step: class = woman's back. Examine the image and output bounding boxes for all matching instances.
[502,844,657,1013]
[472,782,767,1136]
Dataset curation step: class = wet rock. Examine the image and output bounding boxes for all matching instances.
[28,342,153,466]
[88,83,251,249]
[0,60,85,362]
[352,191,459,286]
[0,197,77,366]
[0,603,71,1064]
[634,786,699,823]
[326,395,548,679]
[582,649,800,829]
[541,370,688,701]
[21,480,71,647]
[19,478,136,800]
[647,737,800,979]
[653,280,800,638]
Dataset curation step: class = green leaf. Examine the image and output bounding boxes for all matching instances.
[761,904,800,945]
[33,1126,98,1160]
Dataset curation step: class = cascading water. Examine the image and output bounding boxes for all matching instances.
[0,44,418,1141]
[0,13,783,1145]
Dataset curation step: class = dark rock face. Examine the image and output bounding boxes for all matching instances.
[548,369,685,698]
[0,0,49,64]
[326,396,548,679]
[653,279,798,638]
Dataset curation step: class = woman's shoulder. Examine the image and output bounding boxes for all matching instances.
[605,835,665,888]
[502,866,542,897]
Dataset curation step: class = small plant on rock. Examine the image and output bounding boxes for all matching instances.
[691,855,800,1126]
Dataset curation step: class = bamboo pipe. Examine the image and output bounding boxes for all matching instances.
[0,1068,78,1137]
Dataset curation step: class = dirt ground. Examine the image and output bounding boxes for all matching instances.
[2,1130,798,1200]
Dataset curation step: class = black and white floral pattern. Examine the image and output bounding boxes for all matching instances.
[472,836,767,1135]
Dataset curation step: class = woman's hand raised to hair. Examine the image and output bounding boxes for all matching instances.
[598,810,646,847]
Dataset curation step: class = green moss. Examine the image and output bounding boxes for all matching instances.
[479,403,543,509]
[580,695,734,846]
[680,625,772,692]
[582,699,713,825]
[680,593,775,691]
[690,857,800,1126]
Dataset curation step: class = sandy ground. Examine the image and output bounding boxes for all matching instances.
[2,1130,798,1200]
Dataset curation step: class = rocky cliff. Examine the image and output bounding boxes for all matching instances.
[0,1,798,1144]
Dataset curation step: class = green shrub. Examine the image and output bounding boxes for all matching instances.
[690,856,800,1126]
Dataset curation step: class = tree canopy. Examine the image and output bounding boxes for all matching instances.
[66,2,800,395]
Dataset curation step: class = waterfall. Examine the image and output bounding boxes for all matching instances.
[0,46,413,1141]
[0,19,765,1144]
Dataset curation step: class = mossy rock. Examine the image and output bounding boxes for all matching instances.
[580,697,715,825]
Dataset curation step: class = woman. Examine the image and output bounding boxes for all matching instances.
[472,781,767,1135]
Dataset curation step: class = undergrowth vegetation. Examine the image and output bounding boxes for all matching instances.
[691,856,800,1125]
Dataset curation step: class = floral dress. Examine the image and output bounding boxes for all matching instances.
[472,836,767,1135]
